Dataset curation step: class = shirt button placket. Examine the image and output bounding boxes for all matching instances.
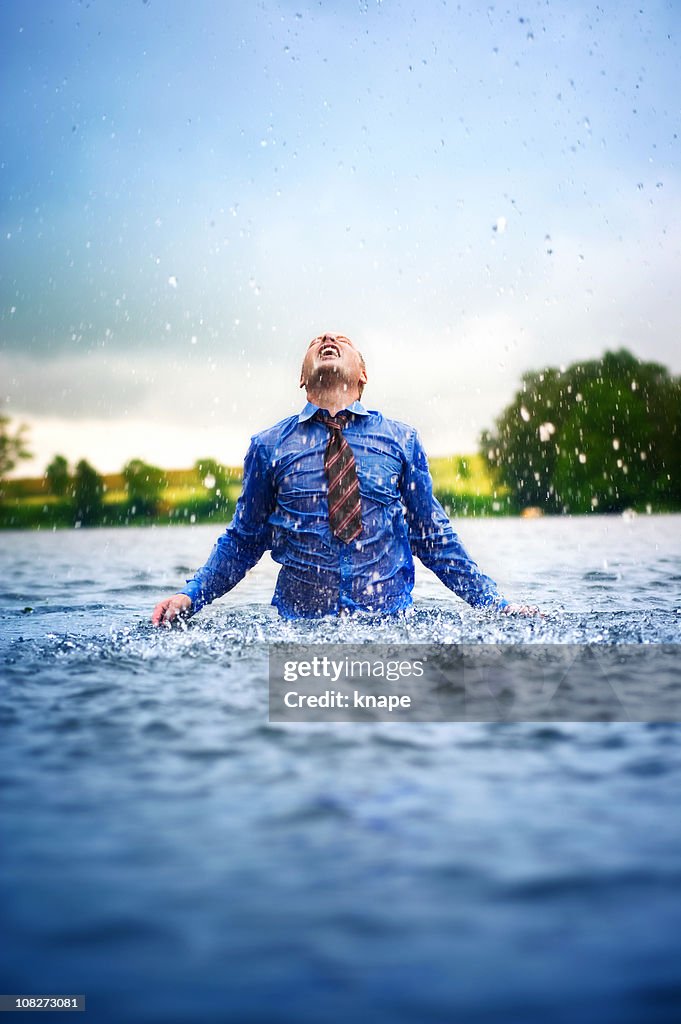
[339,544,353,610]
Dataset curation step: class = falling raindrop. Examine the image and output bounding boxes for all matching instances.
[520,406,531,422]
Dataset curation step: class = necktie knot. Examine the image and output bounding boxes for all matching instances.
[316,410,348,432]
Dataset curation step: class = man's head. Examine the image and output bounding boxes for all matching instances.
[299,333,368,400]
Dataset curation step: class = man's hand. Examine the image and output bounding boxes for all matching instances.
[501,604,542,616]
[151,593,193,627]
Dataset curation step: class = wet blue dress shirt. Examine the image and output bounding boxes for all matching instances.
[180,401,507,618]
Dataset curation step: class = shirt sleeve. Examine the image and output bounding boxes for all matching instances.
[401,430,508,609]
[179,437,275,613]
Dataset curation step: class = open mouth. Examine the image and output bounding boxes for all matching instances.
[319,342,341,359]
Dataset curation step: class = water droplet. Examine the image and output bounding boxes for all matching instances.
[520,406,531,422]
[168,275,178,288]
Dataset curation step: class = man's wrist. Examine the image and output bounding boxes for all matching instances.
[178,585,200,612]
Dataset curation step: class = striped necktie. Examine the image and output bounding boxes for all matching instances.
[316,411,363,543]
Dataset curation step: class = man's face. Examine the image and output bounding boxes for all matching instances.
[299,333,367,393]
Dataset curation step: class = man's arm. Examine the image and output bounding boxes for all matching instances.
[401,430,508,609]
[152,437,275,625]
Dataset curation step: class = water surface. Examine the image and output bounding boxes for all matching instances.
[1,516,680,1023]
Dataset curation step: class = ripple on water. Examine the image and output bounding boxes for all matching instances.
[44,915,176,949]
[493,867,667,904]
[623,757,671,778]
[140,720,184,741]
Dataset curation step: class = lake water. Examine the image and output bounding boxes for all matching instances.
[1,515,680,1023]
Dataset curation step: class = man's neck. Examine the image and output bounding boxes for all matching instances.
[305,386,361,418]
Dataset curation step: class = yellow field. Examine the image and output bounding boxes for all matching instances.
[428,454,499,497]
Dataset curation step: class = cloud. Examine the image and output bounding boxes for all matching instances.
[1,352,149,419]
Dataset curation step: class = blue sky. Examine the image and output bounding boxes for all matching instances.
[1,0,679,473]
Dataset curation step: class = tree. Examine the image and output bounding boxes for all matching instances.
[455,456,471,481]
[480,349,681,514]
[45,454,70,497]
[72,459,104,525]
[123,458,168,515]
[194,457,231,494]
[0,416,31,487]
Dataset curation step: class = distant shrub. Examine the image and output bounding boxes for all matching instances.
[45,455,70,497]
[122,459,168,516]
[72,460,105,525]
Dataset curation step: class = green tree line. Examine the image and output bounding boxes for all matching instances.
[0,438,238,528]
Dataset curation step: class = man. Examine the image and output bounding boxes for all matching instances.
[152,333,534,625]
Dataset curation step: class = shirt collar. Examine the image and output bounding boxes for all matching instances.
[298,399,369,423]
